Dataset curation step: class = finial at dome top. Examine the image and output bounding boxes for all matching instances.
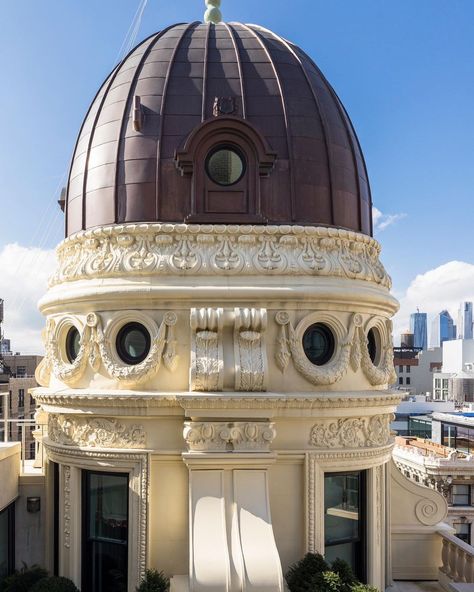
[204,0,222,24]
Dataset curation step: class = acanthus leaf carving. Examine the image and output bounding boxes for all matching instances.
[309,414,392,449]
[234,308,268,391]
[50,224,391,289]
[190,308,224,392]
[48,414,146,449]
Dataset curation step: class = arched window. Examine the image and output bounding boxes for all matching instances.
[175,117,276,223]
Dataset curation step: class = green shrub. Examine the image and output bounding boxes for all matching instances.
[315,571,341,592]
[331,558,357,592]
[285,553,379,592]
[351,585,379,592]
[0,564,48,592]
[136,569,169,592]
[286,553,329,592]
[30,576,80,592]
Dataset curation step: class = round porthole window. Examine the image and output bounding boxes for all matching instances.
[302,323,335,366]
[206,146,245,186]
[367,327,379,364]
[116,322,151,365]
[66,326,81,363]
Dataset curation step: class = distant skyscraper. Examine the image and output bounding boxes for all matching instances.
[458,302,473,340]
[410,311,428,350]
[430,310,456,348]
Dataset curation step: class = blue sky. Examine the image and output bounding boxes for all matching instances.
[0,0,473,352]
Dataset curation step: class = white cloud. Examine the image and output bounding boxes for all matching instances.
[0,243,56,355]
[372,206,406,232]
[393,261,474,343]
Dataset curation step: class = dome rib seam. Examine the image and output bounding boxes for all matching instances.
[156,22,201,220]
[112,24,186,224]
[242,23,296,222]
[201,22,212,122]
[224,23,247,119]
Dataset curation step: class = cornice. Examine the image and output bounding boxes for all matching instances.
[33,388,403,411]
[48,223,391,289]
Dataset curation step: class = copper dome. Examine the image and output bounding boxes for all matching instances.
[65,22,372,236]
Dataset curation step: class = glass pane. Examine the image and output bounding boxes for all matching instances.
[324,542,356,567]
[88,473,128,542]
[324,474,360,545]
[91,540,127,592]
[207,149,244,185]
[123,330,147,359]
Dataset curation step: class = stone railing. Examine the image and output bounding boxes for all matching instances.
[439,529,474,585]
[394,444,474,471]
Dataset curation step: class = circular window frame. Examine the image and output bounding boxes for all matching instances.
[364,317,389,368]
[302,323,336,366]
[104,312,158,368]
[116,322,151,366]
[205,144,246,187]
[293,313,345,368]
[53,316,84,367]
[65,325,81,364]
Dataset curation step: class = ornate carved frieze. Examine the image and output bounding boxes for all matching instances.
[190,308,224,391]
[309,414,393,449]
[48,414,146,449]
[36,311,178,388]
[49,224,391,288]
[234,308,268,391]
[183,421,276,452]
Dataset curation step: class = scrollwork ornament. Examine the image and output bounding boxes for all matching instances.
[309,414,391,449]
[359,318,397,386]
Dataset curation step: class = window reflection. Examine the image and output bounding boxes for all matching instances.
[324,472,366,581]
[82,471,128,592]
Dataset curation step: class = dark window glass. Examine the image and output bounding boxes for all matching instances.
[206,147,245,186]
[406,365,411,373]
[399,377,403,385]
[116,323,150,365]
[66,326,81,363]
[0,502,15,580]
[367,328,377,364]
[454,522,471,544]
[303,323,335,366]
[324,471,366,582]
[452,484,471,506]
[406,377,411,385]
[82,471,128,592]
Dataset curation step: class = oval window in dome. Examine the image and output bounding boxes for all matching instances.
[206,146,245,186]
[302,323,335,366]
[367,327,380,365]
[116,322,151,365]
[66,326,81,363]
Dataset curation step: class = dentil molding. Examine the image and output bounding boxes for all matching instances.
[49,223,391,288]
[48,414,146,449]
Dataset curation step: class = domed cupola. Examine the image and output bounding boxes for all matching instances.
[65,21,372,236]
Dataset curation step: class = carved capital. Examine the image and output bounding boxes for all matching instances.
[234,308,268,391]
[190,308,224,391]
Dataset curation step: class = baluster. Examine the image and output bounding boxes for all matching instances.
[449,541,457,579]
[464,553,474,582]
[456,547,467,582]
[441,537,450,575]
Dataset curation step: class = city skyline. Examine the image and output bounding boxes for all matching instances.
[1,1,473,353]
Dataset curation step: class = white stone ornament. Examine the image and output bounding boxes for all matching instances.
[204,0,222,24]
[234,308,268,391]
[48,414,146,449]
[50,224,392,289]
[190,307,224,391]
[183,420,276,452]
[309,414,393,449]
